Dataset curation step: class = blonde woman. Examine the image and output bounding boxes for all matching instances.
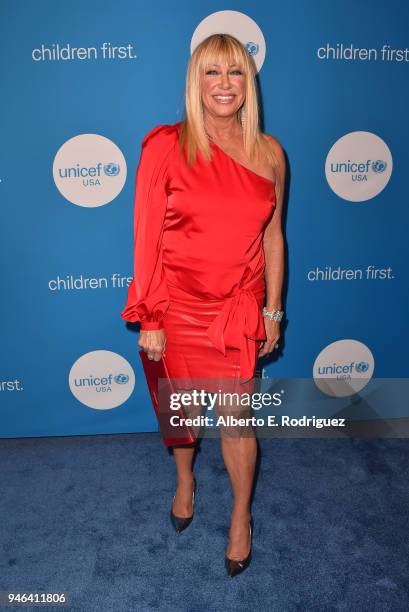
[121,33,286,577]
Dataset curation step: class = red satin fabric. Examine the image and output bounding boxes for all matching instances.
[121,121,276,386]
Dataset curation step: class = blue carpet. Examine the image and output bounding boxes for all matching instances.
[0,434,408,611]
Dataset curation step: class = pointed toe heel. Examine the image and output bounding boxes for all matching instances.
[225,517,253,577]
[170,476,196,533]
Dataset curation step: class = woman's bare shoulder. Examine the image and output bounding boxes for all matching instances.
[261,132,284,155]
[261,132,286,173]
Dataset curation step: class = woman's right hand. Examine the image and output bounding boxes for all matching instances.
[138,329,167,361]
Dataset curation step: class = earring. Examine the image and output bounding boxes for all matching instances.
[201,104,207,136]
[240,106,246,128]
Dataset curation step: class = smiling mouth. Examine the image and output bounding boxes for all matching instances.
[213,95,236,103]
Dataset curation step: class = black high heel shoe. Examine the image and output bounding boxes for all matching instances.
[170,476,196,533]
[225,516,253,577]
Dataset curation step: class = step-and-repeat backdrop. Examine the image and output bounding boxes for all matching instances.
[1,1,408,437]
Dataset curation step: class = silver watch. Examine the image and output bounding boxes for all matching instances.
[262,306,284,322]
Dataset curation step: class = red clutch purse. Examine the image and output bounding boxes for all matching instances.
[138,350,196,446]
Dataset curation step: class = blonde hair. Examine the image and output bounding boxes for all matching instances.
[178,33,279,177]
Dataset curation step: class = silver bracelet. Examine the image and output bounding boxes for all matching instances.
[262,306,284,322]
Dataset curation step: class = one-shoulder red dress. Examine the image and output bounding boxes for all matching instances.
[121,121,276,424]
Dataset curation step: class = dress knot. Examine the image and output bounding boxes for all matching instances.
[206,286,266,380]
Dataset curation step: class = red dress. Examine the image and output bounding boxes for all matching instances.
[121,121,276,429]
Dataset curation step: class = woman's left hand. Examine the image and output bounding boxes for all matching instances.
[258,319,280,357]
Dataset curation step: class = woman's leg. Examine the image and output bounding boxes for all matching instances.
[221,436,256,559]
[217,374,257,560]
[171,443,197,517]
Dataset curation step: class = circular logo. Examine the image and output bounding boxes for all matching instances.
[191,10,266,72]
[313,339,374,397]
[325,131,392,202]
[69,350,135,409]
[53,134,127,207]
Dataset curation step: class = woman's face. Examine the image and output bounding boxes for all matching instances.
[201,59,246,121]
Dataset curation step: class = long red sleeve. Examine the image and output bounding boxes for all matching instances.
[121,124,176,330]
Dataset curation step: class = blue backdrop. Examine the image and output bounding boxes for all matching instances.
[1,0,408,437]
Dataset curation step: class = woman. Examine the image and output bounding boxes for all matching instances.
[121,33,286,577]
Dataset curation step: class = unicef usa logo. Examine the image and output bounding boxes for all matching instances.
[329,158,387,181]
[313,339,374,397]
[53,134,127,207]
[191,10,266,72]
[325,131,392,202]
[69,350,135,409]
[57,161,121,182]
